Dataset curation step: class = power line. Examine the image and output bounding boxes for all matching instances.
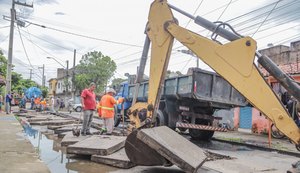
[0,25,10,29]
[19,32,64,62]
[16,26,35,70]
[20,28,85,55]
[25,20,143,48]
[184,0,205,28]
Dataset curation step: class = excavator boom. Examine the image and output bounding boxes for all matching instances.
[126,0,300,171]
[144,0,300,144]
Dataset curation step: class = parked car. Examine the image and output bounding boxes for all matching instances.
[73,103,82,112]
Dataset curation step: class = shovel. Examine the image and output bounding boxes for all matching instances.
[72,112,82,137]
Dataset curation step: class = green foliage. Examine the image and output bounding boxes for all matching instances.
[40,86,48,98]
[0,50,40,96]
[74,51,117,93]
[109,77,127,92]
[0,50,7,76]
[166,70,183,78]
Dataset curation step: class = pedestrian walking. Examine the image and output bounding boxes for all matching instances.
[97,88,124,135]
[30,96,35,110]
[60,97,65,110]
[50,96,55,113]
[81,82,96,136]
[55,97,60,113]
[5,92,12,114]
[0,94,3,112]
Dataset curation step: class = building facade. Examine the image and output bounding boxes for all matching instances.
[48,67,75,101]
[234,40,300,134]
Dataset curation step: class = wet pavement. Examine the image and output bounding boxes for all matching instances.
[0,112,50,173]
[1,107,300,173]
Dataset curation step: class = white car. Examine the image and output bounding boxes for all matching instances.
[72,103,82,112]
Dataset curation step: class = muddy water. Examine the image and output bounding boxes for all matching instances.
[22,124,118,173]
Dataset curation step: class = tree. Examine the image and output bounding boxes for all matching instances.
[109,77,127,93]
[0,50,7,76]
[166,70,183,78]
[0,49,42,97]
[74,51,117,93]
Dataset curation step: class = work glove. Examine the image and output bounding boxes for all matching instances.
[117,97,124,104]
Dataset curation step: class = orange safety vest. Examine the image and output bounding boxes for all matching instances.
[97,94,117,118]
[34,98,41,105]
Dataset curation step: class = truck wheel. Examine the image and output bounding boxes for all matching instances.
[189,120,214,140]
[114,106,121,127]
[155,110,165,126]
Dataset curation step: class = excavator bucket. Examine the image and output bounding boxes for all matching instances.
[125,126,207,173]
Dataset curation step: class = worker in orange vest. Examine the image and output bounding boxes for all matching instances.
[97,88,124,135]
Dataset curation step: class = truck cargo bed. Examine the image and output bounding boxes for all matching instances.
[126,68,247,109]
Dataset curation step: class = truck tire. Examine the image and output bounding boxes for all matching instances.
[155,110,165,126]
[189,119,214,140]
[114,106,121,127]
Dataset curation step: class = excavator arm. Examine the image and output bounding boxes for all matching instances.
[128,0,300,145]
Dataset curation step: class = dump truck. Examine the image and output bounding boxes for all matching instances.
[116,67,247,140]
[123,1,300,172]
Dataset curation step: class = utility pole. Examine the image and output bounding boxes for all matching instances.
[72,49,76,102]
[29,69,33,80]
[65,60,69,101]
[6,0,32,96]
[38,64,45,87]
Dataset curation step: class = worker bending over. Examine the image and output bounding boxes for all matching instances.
[97,88,124,135]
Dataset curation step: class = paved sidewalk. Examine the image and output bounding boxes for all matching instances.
[213,131,300,157]
[0,111,50,173]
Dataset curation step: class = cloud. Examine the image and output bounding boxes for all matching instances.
[55,12,65,16]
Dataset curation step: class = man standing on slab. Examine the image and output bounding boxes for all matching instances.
[81,82,96,136]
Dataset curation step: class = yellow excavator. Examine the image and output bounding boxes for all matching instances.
[124,0,300,172]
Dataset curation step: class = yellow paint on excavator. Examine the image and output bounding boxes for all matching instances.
[128,0,300,145]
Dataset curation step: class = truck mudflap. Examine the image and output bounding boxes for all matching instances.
[125,126,208,173]
[176,122,228,132]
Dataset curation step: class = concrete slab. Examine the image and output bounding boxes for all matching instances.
[67,135,126,156]
[61,132,90,146]
[55,126,99,135]
[54,126,75,134]
[129,126,208,173]
[58,131,71,138]
[91,148,136,169]
[47,124,77,130]
[29,119,76,126]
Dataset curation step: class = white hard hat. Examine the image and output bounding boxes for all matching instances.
[107,88,116,95]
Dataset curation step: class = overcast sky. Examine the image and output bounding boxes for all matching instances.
[0,0,300,85]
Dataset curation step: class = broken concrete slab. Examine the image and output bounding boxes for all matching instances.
[47,124,77,130]
[58,131,72,138]
[29,119,76,126]
[61,132,90,147]
[67,135,126,156]
[55,126,99,136]
[91,148,135,169]
[27,116,74,122]
[54,126,75,134]
[125,126,208,173]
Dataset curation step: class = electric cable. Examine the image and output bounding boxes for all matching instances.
[25,20,143,48]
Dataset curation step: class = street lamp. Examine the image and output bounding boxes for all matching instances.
[177,49,199,68]
[47,57,66,68]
